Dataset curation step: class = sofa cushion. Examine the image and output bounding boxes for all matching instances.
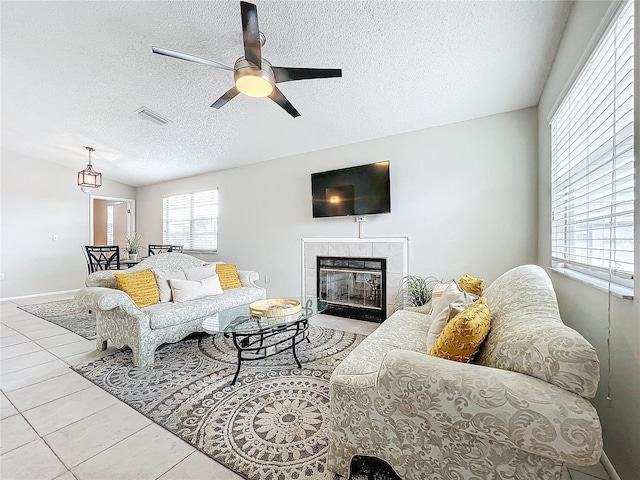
[144,286,266,329]
[478,265,600,399]
[429,297,491,363]
[114,269,159,308]
[405,300,432,314]
[332,310,432,386]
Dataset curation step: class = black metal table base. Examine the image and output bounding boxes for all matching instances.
[229,318,310,385]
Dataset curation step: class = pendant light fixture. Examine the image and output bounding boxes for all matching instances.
[77,146,102,188]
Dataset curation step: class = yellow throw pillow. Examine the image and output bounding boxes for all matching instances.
[215,263,242,290]
[114,268,160,308]
[459,274,485,296]
[429,297,491,363]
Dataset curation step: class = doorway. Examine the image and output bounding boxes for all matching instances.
[89,195,136,248]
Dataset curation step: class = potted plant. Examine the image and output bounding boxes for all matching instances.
[125,232,142,261]
[393,275,441,313]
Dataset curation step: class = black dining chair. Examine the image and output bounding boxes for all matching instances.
[82,246,91,275]
[85,245,121,273]
[148,244,183,255]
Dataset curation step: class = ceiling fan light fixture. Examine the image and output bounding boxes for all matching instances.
[77,146,102,188]
[234,57,274,98]
[235,75,273,97]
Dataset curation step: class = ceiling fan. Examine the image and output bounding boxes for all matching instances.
[152,1,342,118]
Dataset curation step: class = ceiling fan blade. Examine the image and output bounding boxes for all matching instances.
[211,86,240,109]
[269,86,300,118]
[240,1,261,68]
[272,67,342,83]
[152,46,233,71]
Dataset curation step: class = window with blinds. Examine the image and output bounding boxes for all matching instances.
[550,0,634,290]
[162,189,219,252]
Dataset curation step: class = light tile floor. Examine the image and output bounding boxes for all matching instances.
[0,294,612,480]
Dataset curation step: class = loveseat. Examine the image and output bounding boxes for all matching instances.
[328,265,602,479]
[75,253,266,367]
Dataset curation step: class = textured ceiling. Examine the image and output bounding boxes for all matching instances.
[1,1,572,187]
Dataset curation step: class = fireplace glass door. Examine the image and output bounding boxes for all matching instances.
[317,257,386,322]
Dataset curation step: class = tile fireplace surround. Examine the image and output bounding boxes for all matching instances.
[302,238,408,319]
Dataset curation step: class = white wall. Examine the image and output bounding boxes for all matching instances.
[0,149,136,298]
[137,107,538,298]
[538,1,640,478]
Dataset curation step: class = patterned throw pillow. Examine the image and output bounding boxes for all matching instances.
[215,263,242,289]
[459,274,485,296]
[429,297,491,363]
[114,268,160,308]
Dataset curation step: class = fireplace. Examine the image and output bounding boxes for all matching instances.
[317,256,386,323]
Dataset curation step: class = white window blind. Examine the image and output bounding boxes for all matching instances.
[106,204,114,245]
[163,189,219,252]
[551,0,634,288]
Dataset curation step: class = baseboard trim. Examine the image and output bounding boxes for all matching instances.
[601,451,621,480]
[1,289,79,302]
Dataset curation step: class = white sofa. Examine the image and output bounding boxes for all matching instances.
[75,253,266,367]
[328,265,602,479]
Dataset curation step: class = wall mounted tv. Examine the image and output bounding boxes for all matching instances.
[311,161,391,218]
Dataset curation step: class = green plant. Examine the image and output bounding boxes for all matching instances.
[125,232,142,254]
[393,275,441,312]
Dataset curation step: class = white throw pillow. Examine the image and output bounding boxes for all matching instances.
[429,282,459,315]
[428,282,452,314]
[153,269,187,302]
[183,264,219,281]
[169,275,223,303]
[425,282,477,352]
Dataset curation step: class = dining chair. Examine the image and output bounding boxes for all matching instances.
[85,245,121,273]
[148,244,184,255]
[81,246,92,275]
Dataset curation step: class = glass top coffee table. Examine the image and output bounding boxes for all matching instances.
[202,297,325,385]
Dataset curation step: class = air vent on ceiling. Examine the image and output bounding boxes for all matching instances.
[135,107,170,126]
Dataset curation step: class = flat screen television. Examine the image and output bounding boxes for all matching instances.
[311,161,391,218]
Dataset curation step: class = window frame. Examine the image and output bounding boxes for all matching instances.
[162,188,219,254]
[549,0,635,296]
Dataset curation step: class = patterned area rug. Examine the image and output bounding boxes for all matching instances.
[73,326,400,480]
[18,299,96,340]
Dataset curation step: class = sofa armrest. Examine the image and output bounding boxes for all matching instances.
[74,287,146,318]
[237,270,260,288]
[376,350,602,465]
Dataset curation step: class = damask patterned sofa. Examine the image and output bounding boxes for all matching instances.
[328,265,602,480]
[75,253,266,367]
